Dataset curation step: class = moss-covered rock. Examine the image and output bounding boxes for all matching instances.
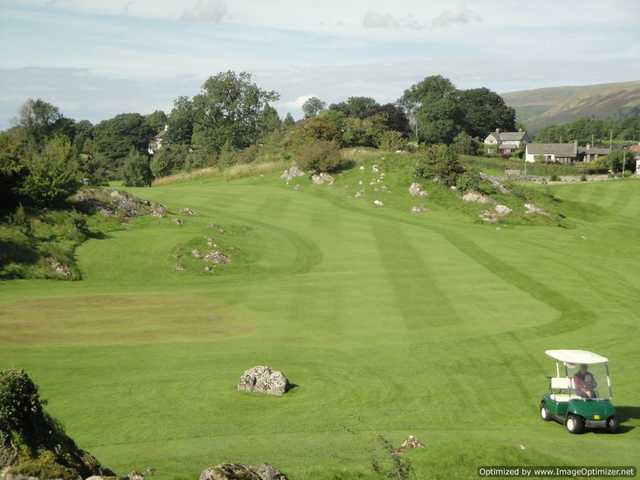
[0,370,115,480]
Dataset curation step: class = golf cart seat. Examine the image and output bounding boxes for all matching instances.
[549,377,579,402]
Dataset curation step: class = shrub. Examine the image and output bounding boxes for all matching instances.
[290,117,341,146]
[451,131,479,155]
[415,144,465,186]
[550,174,560,182]
[234,145,259,164]
[296,140,347,173]
[20,136,80,206]
[378,130,407,151]
[0,369,46,438]
[122,148,152,187]
[456,171,481,192]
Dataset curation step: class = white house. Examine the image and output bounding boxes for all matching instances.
[525,142,578,163]
[484,129,529,154]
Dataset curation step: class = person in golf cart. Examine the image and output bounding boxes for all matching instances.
[573,364,597,398]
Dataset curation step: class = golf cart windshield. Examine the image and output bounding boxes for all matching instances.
[567,363,610,399]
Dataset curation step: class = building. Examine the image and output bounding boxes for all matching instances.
[484,129,529,155]
[525,142,578,163]
[578,144,610,163]
[630,144,640,175]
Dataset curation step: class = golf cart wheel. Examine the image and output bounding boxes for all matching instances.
[607,416,619,433]
[565,414,585,434]
[540,405,552,422]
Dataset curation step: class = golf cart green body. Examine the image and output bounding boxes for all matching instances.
[540,350,618,434]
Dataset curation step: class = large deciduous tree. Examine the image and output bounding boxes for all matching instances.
[191,71,279,153]
[302,97,326,119]
[458,88,516,138]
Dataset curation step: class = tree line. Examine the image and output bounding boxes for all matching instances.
[0,71,517,212]
[535,116,640,144]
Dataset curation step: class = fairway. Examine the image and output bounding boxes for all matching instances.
[1,171,639,479]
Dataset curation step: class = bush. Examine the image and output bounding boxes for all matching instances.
[122,149,152,187]
[296,140,348,173]
[415,144,465,186]
[451,131,479,155]
[378,130,407,151]
[289,117,341,147]
[20,136,80,206]
[456,171,481,192]
[0,369,46,438]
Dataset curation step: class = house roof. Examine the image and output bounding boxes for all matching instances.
[499,131,527,142]
[527,143,577,157]
[629,144,640,153]
[578,147,610,155]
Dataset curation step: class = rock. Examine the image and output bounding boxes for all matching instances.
[411,206,426,214]
[128,471,145,480]
[207,238,215,247]
[200,463,288,480]
[71,188,166,218]
[46,257,72,279]
[175,263,185,272]
[311,173,335,185]
[479,172,511,194]
[180,208,195,216]
[359,166,365,171]
[495,204,512,216]
[293,185,301,191]
[237,366,289,396]
[204,250,230,265]
[174,218,184,226]
[373,200,384,208]
[280,165,305,182]
[354,190,365,198]
[409,183,427,197]
[396,435,425,453]
[191,249,202,259]
[524,203,547,215]
[372,164,380,173]
[204,266,213,273]
[462,191,493,204]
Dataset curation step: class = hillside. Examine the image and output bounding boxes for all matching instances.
[503,80,640,132]
[0,155,639,479]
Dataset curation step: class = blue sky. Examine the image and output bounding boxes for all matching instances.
[1,0,639,128]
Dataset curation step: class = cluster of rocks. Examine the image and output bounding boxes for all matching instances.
[200,463,288,480]
[46,257,72,279]
[410,206,426,214]
[480,204,512,223]
[311,173,335,185]
[280,165,305,183]
[396,435,425,453]
[180,208,195,216]
[462,191,494,205]
[205,250,230,265]
[72,189,167,218]
[237,366,289,397]
[409,182,428,198]
[479,172,511,194]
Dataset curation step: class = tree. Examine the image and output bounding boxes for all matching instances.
[415,144,464,186]
[145,110,168,133]
[283,113,296,128]
[400,75,458,112]
[0,128,29,210]
[302,97,326,119]
[458,88,516,138]
[71,120,94,157]
[330,97,380,119]
[150,145,188,178]
[16,98,63,146]
[20,136,80,206]
[190,71,279,153]
[122,149,152,187]
[93,113,155,176]
[452,131,479,155]
[166,96,195,145]
[257,105,282,139]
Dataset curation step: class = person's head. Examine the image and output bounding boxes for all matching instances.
[579,364,588,373]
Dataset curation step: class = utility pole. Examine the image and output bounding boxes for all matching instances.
[609,130,613,151]
[622,149,626,176]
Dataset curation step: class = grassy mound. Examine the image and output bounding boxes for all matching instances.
[0,369,115,479]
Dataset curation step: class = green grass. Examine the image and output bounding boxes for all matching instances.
[0,159,639,479]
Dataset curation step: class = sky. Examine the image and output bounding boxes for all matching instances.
[1,0,639,128]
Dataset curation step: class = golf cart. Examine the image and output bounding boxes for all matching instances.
[540,349,618,434]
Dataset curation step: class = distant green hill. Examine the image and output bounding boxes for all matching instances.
[503,80,640,132]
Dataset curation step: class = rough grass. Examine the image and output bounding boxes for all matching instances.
[0,159,638,479]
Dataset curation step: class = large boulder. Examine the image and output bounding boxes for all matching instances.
[200,464,288,480]
[462,191,493,204]
[237,366,289,396]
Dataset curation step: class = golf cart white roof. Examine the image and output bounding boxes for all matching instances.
[545,349,608,365]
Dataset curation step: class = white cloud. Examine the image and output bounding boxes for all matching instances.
[432,8,482,28]
[180,0,229,23]
[362,11,427,31]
